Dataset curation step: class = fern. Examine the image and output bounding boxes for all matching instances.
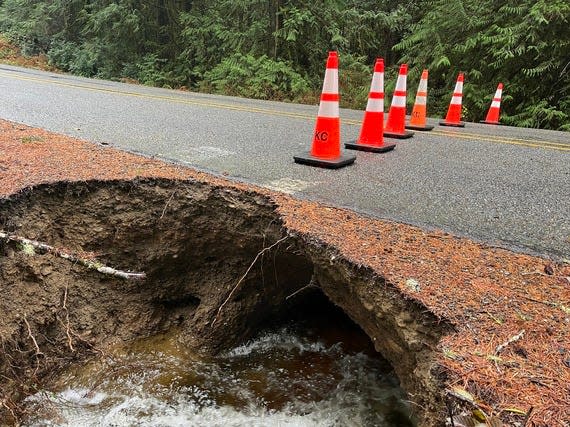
[394,0,570,129]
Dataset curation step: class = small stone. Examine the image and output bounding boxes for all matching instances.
[544,263,555,275]
[40,265,53,276]
[21,243,35,256]
[405,278,421,292]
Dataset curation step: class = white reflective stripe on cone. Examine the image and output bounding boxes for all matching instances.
[450,95,462,105]
[322,69,338,94]
[370,73,384,93]
[491,100,501,108]
[395,75,406,91]
[414,95,427,105]
[418,79,428,92]
[392,95,406,108]
[318,100,339,118]
[454,81,463,93]
[366,98,384,112]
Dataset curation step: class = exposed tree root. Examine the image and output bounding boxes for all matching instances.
[0,231,146,280]
[211,234,289,326]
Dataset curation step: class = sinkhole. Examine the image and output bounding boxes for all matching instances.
[0,178,449,426]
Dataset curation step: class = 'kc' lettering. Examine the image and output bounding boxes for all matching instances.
[314,131,328,141]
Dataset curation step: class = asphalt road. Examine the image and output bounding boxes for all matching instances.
[0,64,568,259]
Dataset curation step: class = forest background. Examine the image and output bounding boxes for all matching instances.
[0,0,568,130]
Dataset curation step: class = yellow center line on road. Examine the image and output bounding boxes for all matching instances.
[2,70,569,152]
[0,71,314,120]
[432,129,570,150]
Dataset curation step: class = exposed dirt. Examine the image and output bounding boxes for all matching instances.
[1,120,569,427]
[0,37,55,71]
[0,179,446,426]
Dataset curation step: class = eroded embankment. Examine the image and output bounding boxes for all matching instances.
[0,178,450,426]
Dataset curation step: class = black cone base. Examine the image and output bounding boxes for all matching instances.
[345,141,396,153]
[439,121,465,127]
[383,130,414,139]
[405,124,434,131]
[480,120,501,125]
[294,152,356,169]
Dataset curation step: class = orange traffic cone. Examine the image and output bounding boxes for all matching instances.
[406,69,434,131]
[345,58,395,153]
[384,64,414,139]
[440,73,465,127]
[480,83,503,125]
[294,51,356,169]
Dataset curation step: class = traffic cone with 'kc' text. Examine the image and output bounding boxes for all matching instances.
[440,73,465,127]
[406,69,434,131]
[345,58,395,153]
[480,83,503,125]
[384,64,414,139]
[294,51,356,169]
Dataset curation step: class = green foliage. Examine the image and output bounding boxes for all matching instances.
[337,53,373,109]
[0,0,52,55]
[47,40,96,76]
[129,54,170,87]
[395,0,570,129]
[0,0,190,81]
[79,2,144,78]
[201,53,309,101]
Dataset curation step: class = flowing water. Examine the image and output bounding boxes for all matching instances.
[23,311,415,426]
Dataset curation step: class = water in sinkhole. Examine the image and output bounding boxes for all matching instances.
[22,301,415,426]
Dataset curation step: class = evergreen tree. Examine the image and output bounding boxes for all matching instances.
[395,0,570,129]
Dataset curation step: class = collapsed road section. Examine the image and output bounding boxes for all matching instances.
[0,179,447,426]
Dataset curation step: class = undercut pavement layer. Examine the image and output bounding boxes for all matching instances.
[0,120,569,427]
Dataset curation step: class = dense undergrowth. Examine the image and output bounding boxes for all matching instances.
[0,0,568,130]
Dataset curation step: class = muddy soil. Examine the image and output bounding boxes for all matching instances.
[0,178,451,426]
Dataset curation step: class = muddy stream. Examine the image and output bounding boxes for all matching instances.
[0,179,449,426]
[22,301,414,426]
